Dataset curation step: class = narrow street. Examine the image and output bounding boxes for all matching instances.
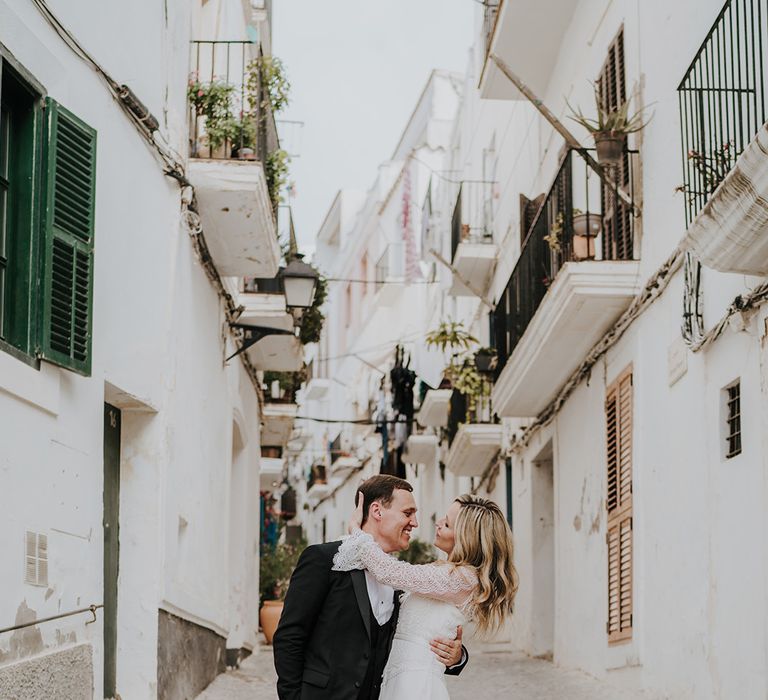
[197,643,651,700]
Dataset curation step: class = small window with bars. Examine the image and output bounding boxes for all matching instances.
[25,530,48,586]
[724,380,742,459]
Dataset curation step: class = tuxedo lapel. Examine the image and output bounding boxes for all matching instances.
[385,589,403,659]
[350,569,372,640]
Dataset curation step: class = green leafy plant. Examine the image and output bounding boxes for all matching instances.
[259,537,306,603]
[266,148,291,207]
[263,369,307,399]
[187,77,237,150]
[397,539,436,564]
[425,321,478,354]
[299,275,328,345]
[247,56,291,114]
[567,86,651,135]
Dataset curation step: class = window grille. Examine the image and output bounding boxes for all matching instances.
[725,381,742,458]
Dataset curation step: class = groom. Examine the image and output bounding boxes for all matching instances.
[273,474,467,699]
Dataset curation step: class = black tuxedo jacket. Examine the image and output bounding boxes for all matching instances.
[272,540,468,700]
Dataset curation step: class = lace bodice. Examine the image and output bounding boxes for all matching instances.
[332,530,477,608]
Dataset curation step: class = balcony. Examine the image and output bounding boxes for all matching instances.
[262,380,298,447]
[306,463,331,501]
[491,149,642,417]
[479,0,579,99]
[678,0,768,275]
[187,40,281,277]
[416,389,452,428]
[260,452,285,491]
[403,434,439,466]
[444,386,502,477]
[449,182,497,297]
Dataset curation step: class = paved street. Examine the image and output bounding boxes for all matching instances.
[196,643,651,699]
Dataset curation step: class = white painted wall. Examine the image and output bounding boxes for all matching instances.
[0,0,270,696]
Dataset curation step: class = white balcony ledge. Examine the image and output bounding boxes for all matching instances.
[682,122,768,275]
[492,261,642,418]
[246,335,304,372]
[479,0,579,100]
[330,455,361,474]
[262,402,298,447]
[188,158,280,277]
[260,457,284,491]
[417,390,452,428]
[445,424,503,477]
[237,292,293,332]
[304,378,331,401]
[404,434,439,466]
[306,481,331,502]
[450,242,497,297]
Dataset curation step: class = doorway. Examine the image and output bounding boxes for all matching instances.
[531,442,554,659]
[103,403,121,698]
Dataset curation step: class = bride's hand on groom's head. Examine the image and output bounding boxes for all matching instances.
[347,491,364,534]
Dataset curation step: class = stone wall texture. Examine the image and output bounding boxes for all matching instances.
[0,643,93,700]
[157,610,226,700]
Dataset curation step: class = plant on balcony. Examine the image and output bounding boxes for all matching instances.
[675,143,733,201]
[544,211,565,253]
[230,113,259,159]
[425,321,478,354]
[187,76,237,151]
[544,209,600,259]
[246,56,291,114]
[263,369,306,401]
[298,275,328,345]
[397,539,436,564]
[474,347,498,374]
[567,87,651,165]
[266,148,291,207]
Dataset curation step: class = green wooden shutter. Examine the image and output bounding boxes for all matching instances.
[40,97,96,375]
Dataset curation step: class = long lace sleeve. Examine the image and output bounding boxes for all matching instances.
[332,530,476,606]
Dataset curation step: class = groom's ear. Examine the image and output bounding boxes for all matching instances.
[368,500,383,522]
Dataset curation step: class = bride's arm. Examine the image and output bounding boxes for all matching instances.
[332,530,476,605]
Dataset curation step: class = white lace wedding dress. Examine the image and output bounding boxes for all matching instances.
[332,531,477,700]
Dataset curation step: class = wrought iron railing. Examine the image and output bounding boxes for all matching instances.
[188,40,279,165]
[483,0,501,58]
[446,380,495,446]
[677,0,767,225]
[450,181,495,261]
[490,149,637,376]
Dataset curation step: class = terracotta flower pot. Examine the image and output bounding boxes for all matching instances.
[594,132,626,165]
[571,212,601,261]
[260,600,284,644]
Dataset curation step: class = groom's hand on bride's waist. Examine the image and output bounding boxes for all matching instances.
[430,624,464,668]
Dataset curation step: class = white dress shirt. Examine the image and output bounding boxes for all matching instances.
[365,570,395,625]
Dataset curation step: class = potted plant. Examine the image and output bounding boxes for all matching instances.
[567,86,651,166]
[187,77,237,156]
[474,347,497,374]
[544,209,600,260]
[259,537,306,643]
[230,114,258,159]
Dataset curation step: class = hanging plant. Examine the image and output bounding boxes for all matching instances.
[425,321,478,354]
[299,275,328,345]
[246,56,291,114]
[266,148,291,208]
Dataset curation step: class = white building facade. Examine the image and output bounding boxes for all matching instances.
[295,1,768,698]
[0,0,299,698]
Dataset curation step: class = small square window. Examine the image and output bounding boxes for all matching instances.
[724,381,742,459]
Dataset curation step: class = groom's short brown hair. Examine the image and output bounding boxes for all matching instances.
[358,475,413,526]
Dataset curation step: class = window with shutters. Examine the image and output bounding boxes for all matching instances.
[605,366,633,644]
[0,52,96,375]
[596,29,634,262]
[25,530,48,587]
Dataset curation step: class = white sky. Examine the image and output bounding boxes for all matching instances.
[273,0,475,253]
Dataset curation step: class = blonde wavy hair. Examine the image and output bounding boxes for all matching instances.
[447,494,519,634]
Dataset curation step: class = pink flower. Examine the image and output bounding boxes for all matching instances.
[197,90,204,97]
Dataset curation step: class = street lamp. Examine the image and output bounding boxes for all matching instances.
[280,254,319,310]
[225,254,320,363]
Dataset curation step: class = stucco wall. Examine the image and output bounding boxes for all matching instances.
[0,644,93,700]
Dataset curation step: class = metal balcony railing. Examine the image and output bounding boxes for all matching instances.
[450,181,495,261]
[483,0,501,58]
[490,149,637,377]
[188,40,279,166]
[446,379,495,446]
[678,0,768,225]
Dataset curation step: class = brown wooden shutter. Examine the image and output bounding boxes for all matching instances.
[606,366,633,644]
[597,29,633,262]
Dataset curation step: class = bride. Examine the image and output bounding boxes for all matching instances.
[332,492,519,699]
